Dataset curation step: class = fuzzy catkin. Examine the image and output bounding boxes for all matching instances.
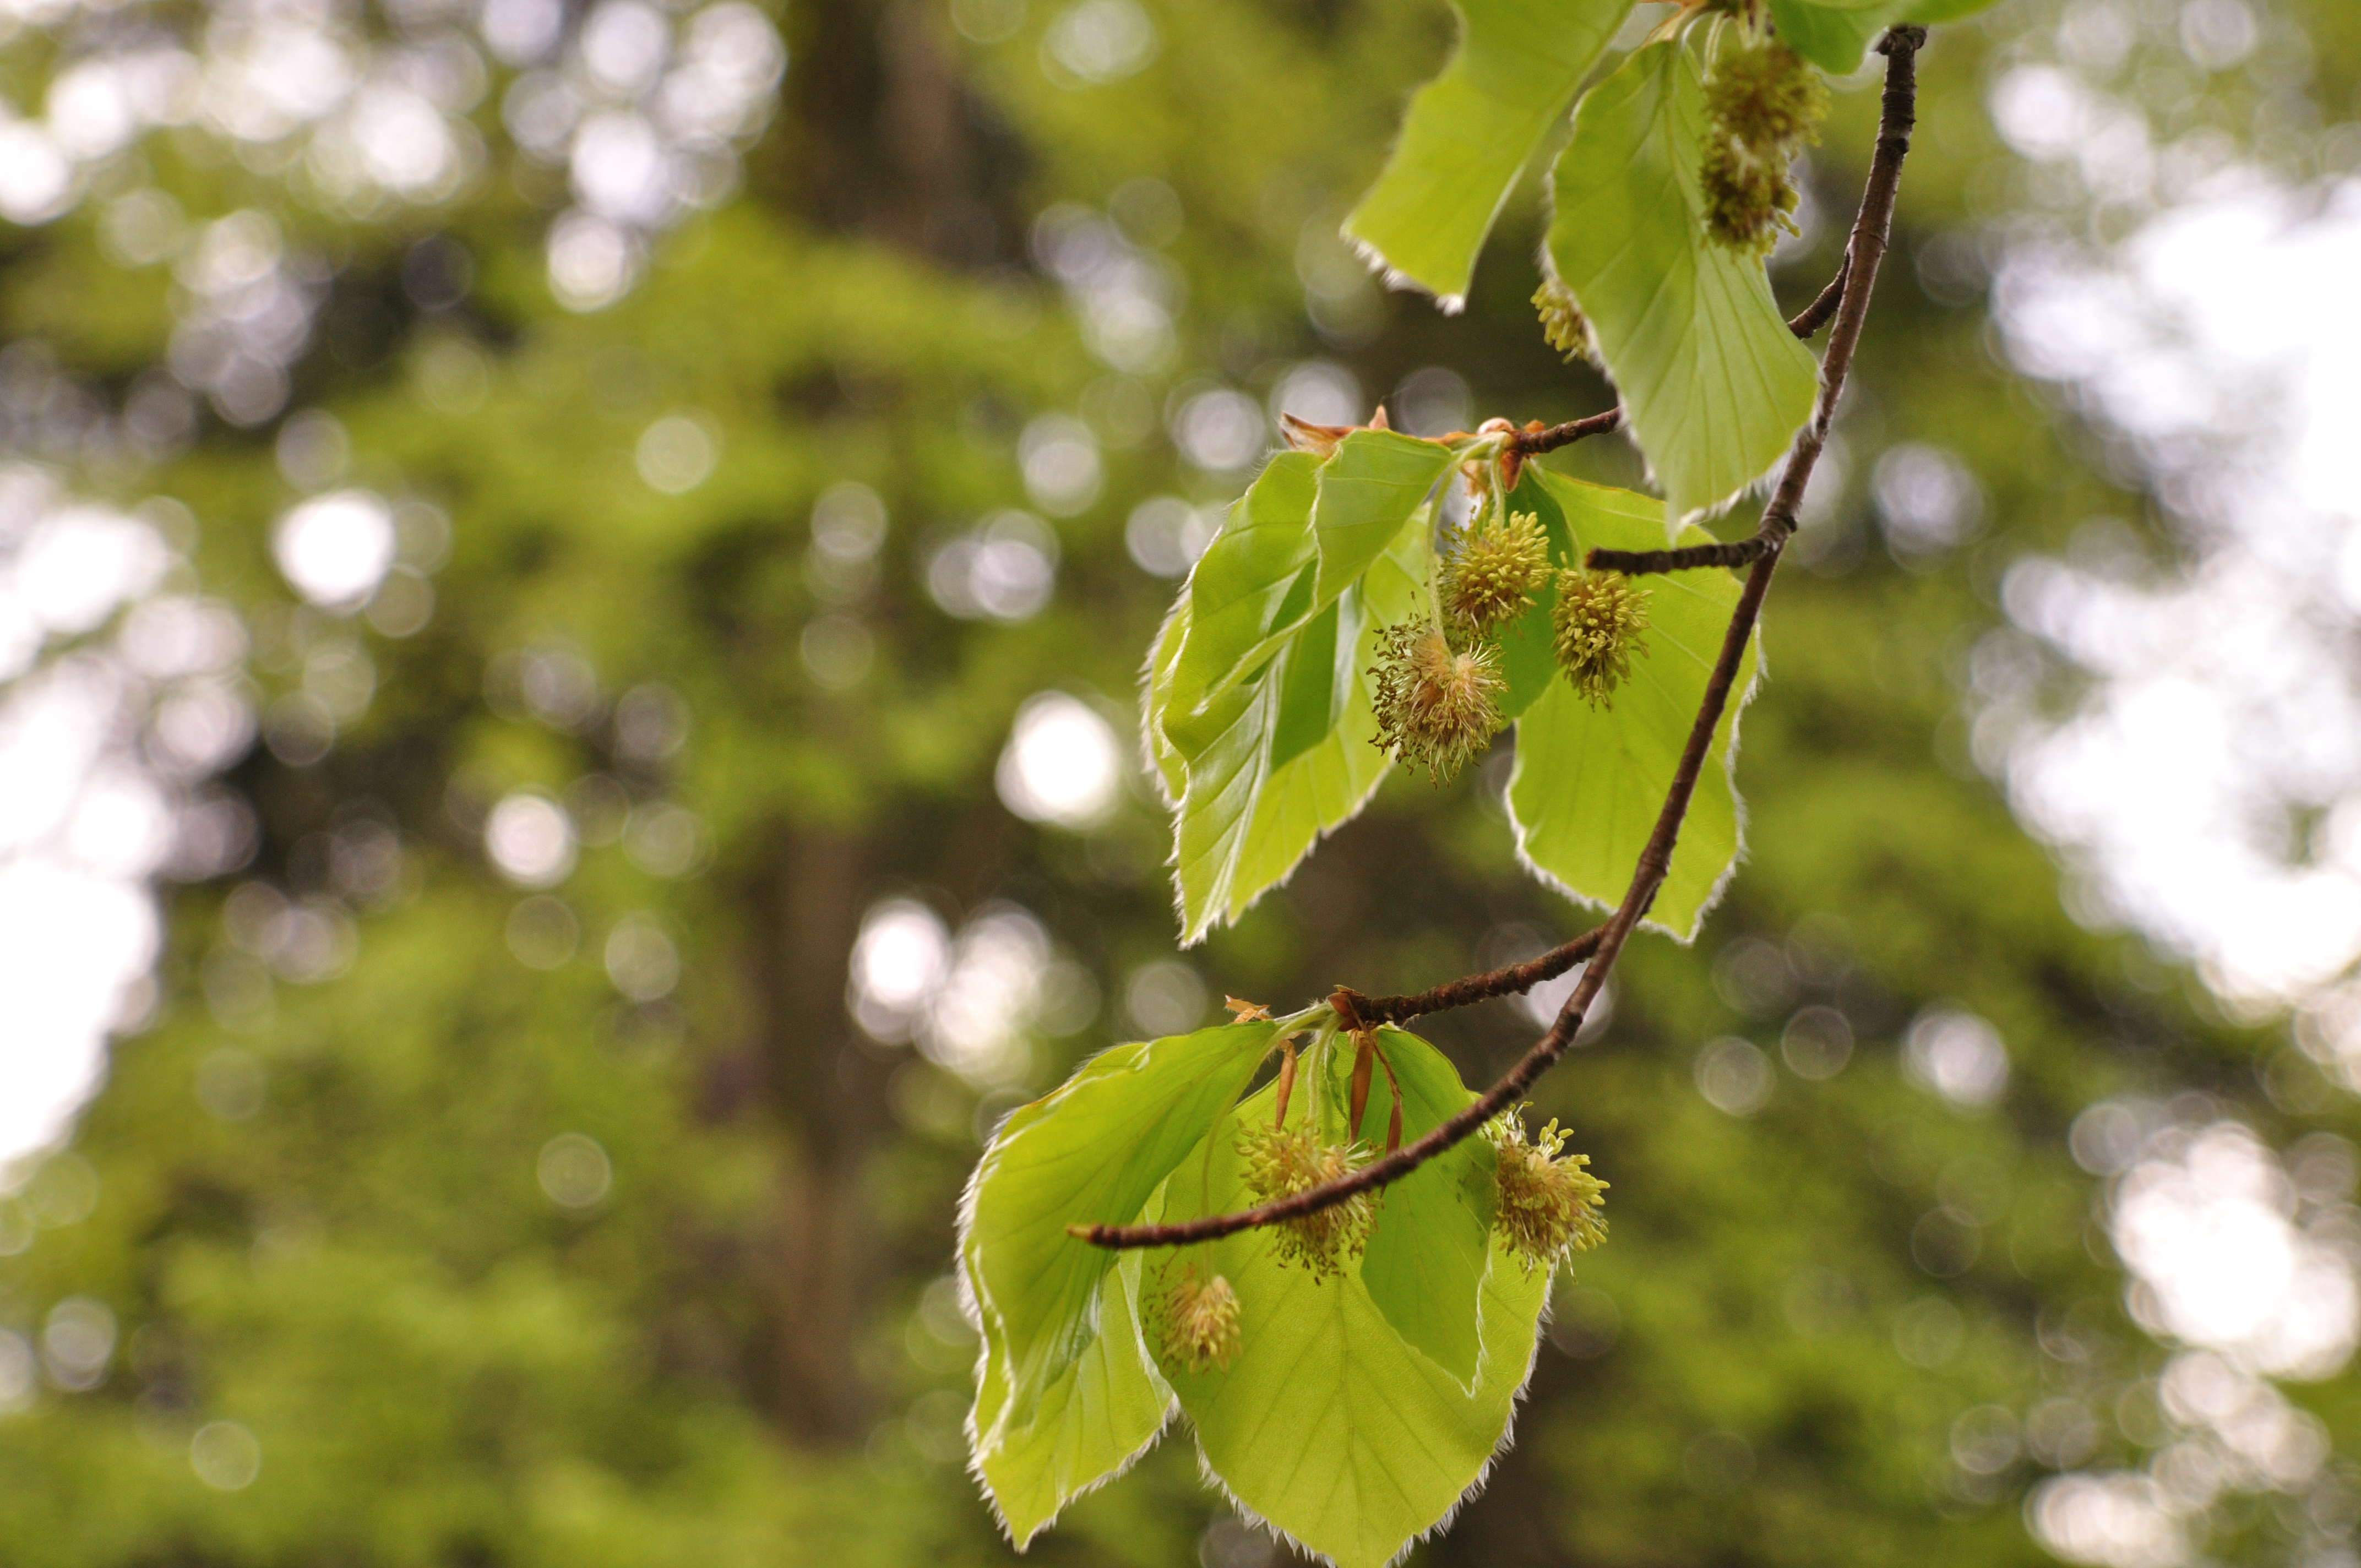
[1158,1267,1243,1371]
[1487,1113,1609,1275]
[1441,510,1551,635]
[1237,1124,1374,1281]
[1550,569,1651,708]
[1699,38,1826,255]
[1369,622,1506,784]
[1532,278,1597,367]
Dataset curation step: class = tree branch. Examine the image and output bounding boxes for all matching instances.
[1508,407,1622,459]
[1788,258,1850,339]
[1080,25,1927,1253]
[1335,925,1604,1028]
[1587,28,1924,580]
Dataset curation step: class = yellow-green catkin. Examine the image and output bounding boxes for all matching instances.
[1441,510,1551,635]
[1486,1111,1608,1275]
[1532,278,1597,367]
[1369,621,1506,784]
[1159,1266,1242,1372]
[1237,1124,1374,1281]
[1700,38,1826,255]
[1550,568,1651,707]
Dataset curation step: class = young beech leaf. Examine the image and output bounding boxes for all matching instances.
[1309,428,1455,607]
[960,1021,1275,1442]
[1330,1028,1498,1386]
[1161,504,1427,943]
[1491,469,1580,720]
[1154,1075,1549,1568]
[1165,452,1321,721]
[1545,38,1819,532]
[1341,0,1635,307]
[967,1249,1172,1548]
[1771,0,1994,75]
[1143,589,1192,807]
[1506,470,1761,940]
[1163,431,1450,735]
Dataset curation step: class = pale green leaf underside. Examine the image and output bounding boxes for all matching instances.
[1166,502,1429,943]
[1311,429,1455,607]
[1166,452,1321,720]
[1144,590,1192,806]
[970,1250,1172,1548]
[1545,39,1818,531]
[1772,0,1996,74]
[962,1022,1274,1438]
[1506,471,1760,940]
[1156,1079,1548,1568]
[1342,0,1635,305]
[1337,1029,1497,1387]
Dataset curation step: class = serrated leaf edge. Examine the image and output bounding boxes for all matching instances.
[960,1253,1180,1549]
[1504,644,1764,944]
[1182,1248,1554,1568]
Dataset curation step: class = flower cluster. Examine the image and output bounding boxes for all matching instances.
[1487,1111,1609,1275]
[1551,568,1652,709]
[1238,1124,1374,1281]
[1441,510,1552,635]
[1158,1266,1243,1372]
[1531,278,1598,367]
[1369,621,1506,785]
[1699,37,1826,255]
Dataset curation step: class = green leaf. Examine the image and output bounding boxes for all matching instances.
[961,1022,1275,1439]
[1767,0,1902,73]
[1493,469,1577,721]
[1167,504,1429,942]
[1311,431,1454,607]
[1154,1076,1549,1568]
[1771,0,1993,75]
[1269,597,1349,772]
[1339,1029,1498,1386]
[969,1250,1174,1548]
[1506,470,1761,940]
[1165,453,1321,717]
[1144,591,1193,806]
[1168,660,1293,943]
[1544,39,1819,530]
[1342,0,1636,306]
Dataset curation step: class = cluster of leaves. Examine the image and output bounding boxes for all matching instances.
[969,0,2003,1561]
[1144,442,1762,948]
[961,1019,1601,1567]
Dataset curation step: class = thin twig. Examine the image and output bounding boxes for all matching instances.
[1508,407,1622,459]
[1080,26,1927,1253]
[1335,927,1603,1028]
[1586,535,1776,575]
[1789,258,1851,339]
[1587,29,1924,580]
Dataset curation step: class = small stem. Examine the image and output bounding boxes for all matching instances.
[1788,258,1850,339]
[1508,408,1621,461]
[1336,927,1603,1027]
[1080,25,1928,1254]
[1587,535,1772,576]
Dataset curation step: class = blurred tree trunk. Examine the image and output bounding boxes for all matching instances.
[737,824,880,1446]
[736,0,1006,1450]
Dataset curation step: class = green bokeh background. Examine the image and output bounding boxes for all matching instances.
[4,0,2360,1563]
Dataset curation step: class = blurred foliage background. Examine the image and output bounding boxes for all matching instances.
[3,0,2361,1564]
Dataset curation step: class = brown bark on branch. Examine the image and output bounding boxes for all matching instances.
[1079,25,1927,1254]
[1334,927,1603,1028]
